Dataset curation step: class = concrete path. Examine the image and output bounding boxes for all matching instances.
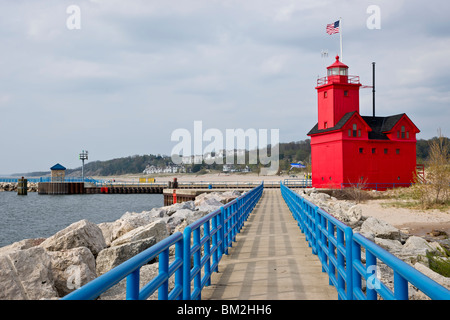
[201,189,338,300]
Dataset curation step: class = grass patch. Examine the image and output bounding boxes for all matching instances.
[426,250,450,277]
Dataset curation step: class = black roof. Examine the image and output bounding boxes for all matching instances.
[308,112,407,140]
[307,111,357,136]
[361,114,405,140]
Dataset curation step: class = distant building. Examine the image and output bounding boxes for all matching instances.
[143,163,186,175]
[50,163,66,182]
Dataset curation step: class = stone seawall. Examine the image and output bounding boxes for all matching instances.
[0,190,242,300]
[0,182,38,192]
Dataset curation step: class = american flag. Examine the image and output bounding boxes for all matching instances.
[326,20,339,35]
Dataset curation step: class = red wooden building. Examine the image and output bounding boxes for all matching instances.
[307,56,420,189]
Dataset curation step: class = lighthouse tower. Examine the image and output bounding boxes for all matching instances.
[316,56,361,130]
[308,56,420,189]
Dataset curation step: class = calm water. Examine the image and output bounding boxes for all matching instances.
[0,192,163,247]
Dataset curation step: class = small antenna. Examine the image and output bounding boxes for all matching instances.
[372,62,376,117]
[321,49,329,58]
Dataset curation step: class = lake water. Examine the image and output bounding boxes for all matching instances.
[0,192,163,247]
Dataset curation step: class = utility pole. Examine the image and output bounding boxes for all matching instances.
[79,150,88,181]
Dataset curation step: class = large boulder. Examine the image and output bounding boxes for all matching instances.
[402,236,434,256]
[374,238,404,254]
[111,220,168,247]
[99,209,169,246]
[95,238,157,276]
[165,201,196,216]
[359,217,401,241]
[48,247,96,297]
[0,238,46,256]
[0,247,58,300]
[40,219,106,256]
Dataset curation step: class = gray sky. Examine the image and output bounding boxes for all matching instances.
[0,0,449,174]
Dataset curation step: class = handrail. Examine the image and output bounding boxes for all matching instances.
[61,183,263,300]
[281,182,450,300]
[281,183,353,300]
[61,232,184,300]
[352,233,450,300]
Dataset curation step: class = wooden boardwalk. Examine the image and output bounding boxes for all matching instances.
[202,189,338,300]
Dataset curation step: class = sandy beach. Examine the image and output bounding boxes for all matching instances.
[357,199,450,237]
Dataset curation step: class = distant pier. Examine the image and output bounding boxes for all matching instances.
[35,179,311,197]
[37,182,165,195]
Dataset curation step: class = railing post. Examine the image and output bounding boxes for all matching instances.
[352,239,361,300]
[204,220,211,287]
[193,228,201,299]
[327,219,335,281]
[212,215,219,273]
[345,227,353,300]
[175,239,183,300]
[126,269,140,300]
[394,271,409,300]
[183,226,192,300]
[366,250,377,300]
[158,248,169,300]
[220,207,226,256]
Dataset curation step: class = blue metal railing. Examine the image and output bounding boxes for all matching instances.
[281,182,450,300]
[61,183,263,300]
[281,183,353,300]
[0,177,102,184]
[352,233,450,300]
[62,231,184,300]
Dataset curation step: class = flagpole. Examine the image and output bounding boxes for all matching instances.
[339,17,343,61]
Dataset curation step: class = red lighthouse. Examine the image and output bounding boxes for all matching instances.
[307,56,420,189]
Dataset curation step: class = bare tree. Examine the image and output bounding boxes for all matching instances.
[427,129,450,205]
[411,129,450,208]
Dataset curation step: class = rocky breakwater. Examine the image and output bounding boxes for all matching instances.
[0,190,242,300]
[0,182,38,192]
[297,188,450,300]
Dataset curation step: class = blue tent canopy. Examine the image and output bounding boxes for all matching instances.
[290,163,306,169]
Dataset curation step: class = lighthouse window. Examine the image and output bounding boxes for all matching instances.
[353,124,357,137]
[324,91,328,98]
[339,68,348,76]
[348,129,351,137]
[359,148,364,154]
[344,90,349,97]
[372,148,376,154]
[358,130,361,137]
[396,149,400,154]
[384,148,388,154]
[401,126,405,139]
[328,68,339,76]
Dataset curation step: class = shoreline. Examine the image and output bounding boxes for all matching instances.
[357,198,450,238]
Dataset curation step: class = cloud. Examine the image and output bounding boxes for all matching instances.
[0,0,449,174]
